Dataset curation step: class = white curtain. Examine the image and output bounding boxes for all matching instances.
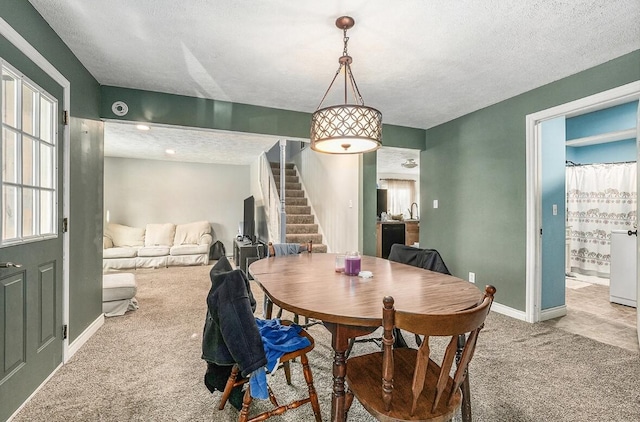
[566,162,637,277]
[381,179,416,217]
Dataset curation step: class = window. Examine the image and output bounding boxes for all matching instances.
[1,59,57,246]
[379,178,417,217]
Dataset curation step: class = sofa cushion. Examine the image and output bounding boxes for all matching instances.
[170,244,209,256]
[103,273,137,302]
[173,221,211,245]
[106,223,145,247]
[103,247,138,259]
[103,236,113,249]
[145,223,176,247]
[138,246,171,257]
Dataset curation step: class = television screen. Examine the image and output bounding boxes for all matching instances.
[243,195,255,243]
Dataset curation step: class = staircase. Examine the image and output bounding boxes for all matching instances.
[271,162,327,253]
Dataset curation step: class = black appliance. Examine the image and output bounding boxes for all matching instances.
[381,223,405,259]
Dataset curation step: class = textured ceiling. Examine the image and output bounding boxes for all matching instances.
[104,121,418,175]
[104,122,286,165]
[28,0,640,166]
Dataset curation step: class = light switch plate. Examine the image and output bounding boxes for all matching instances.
[433,199,439,209]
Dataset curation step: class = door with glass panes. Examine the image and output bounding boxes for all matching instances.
[0,59,63,422]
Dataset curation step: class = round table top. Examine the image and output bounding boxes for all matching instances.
[249,253,483,327]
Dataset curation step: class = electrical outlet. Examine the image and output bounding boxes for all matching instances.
[469,272,476,283]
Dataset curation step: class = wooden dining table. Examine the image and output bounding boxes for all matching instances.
[249,252,483,422]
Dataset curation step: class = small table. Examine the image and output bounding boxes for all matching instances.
[249,253,483,422]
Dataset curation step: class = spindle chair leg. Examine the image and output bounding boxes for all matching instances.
[219,365,240,410]
[300,353,322,422]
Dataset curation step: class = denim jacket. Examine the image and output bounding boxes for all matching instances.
[201,257,267,377]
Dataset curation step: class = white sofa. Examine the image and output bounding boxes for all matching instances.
[103,221,213,271]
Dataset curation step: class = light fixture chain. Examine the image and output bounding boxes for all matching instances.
[310,16,382,154]
[346,64,366,106]
[315,64,345,111]
[343,28,349,56]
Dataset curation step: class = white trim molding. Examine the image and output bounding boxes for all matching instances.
[539,305,567,322]
[67,315,104,360]
[490,301,527,321]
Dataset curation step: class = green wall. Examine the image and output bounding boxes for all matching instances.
[101,86,311,138]
[422,50,640,311]
[362,125,426,256]
[1,2,103,343]
[69,118,104,340]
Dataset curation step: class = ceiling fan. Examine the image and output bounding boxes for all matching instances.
[401,158,418,169]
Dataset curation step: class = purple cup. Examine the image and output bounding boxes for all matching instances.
[344,255,361,276]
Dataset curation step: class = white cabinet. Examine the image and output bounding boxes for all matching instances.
[609,230,637,308]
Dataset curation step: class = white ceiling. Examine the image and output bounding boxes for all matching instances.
[29,0,640,167]
[103,121,289,165]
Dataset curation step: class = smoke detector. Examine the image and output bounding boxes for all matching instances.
[401,158,418,169]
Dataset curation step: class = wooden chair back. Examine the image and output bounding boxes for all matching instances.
[345,284,495,421]
[384,285,495,417]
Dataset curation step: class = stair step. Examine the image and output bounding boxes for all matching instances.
[285,190,305,198]
[275,182,301,191]
[286,233,323,244]
[310,244,328,253]
[285,197,307,206]
[270,162,294,169]
[285,205,311,215]
[286,223,318,234]
[287,215,314,224]
[268,162,324,252]
[271,168,297,177]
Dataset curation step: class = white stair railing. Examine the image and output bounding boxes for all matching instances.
[259,153,283,243]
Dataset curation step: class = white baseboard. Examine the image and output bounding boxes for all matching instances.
[539,305,567,321]
[490,301,527,321]
[66,314,104,361]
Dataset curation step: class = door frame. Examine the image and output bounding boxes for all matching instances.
[525,80,640,323]
[0,18,71,360]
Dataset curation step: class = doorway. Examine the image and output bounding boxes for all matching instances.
[525,81,640,349]
[560,103,637,351]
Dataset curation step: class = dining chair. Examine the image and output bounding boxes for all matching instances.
[388,243,452,347]
[387,243,451,275]
[202,257,322,422]
[218,320,322,422]
[386,243,477,421]
[344,285,496,422]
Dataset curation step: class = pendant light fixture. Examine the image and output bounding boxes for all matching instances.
[310,16,382,154]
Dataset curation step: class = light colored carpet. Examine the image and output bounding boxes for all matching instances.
[12,263,640,421]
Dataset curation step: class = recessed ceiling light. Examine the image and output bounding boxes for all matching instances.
[136,124,150,131]
[165,149,176,155]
